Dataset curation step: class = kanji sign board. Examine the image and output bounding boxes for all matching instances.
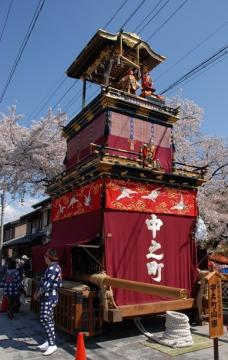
[205,272,224,338]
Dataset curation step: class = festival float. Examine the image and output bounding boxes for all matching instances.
[32,30,209,336]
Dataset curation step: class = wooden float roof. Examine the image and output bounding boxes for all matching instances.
[66,29,165,86]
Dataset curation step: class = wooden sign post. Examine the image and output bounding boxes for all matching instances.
[205,271,224,360]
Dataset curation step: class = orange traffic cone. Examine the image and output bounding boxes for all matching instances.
[75,332,86,360]
[0,296,8,312]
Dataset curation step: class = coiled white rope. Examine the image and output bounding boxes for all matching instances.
[134,311,193,348]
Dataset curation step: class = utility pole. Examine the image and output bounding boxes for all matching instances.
[0,190,5,268]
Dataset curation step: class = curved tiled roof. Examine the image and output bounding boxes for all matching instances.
[66,29,165,87]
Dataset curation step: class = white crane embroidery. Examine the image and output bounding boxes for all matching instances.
[84,191,92,207]
[67,195,79,208]
[171,195,186,210]
[116,187,137,201]
[58,204,66,214]
[141,188,161,201]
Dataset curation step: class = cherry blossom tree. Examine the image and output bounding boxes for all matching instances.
[0,105,67,197]
[0,105,67,262]
[169,96,228,249]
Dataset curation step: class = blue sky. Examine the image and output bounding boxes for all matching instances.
[1,0,228,221]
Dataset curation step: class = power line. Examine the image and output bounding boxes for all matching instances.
[120,0,146,30]
[169,53,228,95]
[120,0,185,65]
[155,18,228,82]
[160,42,228,94]
[30,1,129,117]
[66,1,186,115]
[29,76,67,120]
[52,80,78,110]
[146,0,188,42]
[134,0,170,34]
[0,0,13,44]
[103,0,128,29]
[165,46,228,93]
[0,0,46,103]
[63,88,82,112]
[64,83,94,114]
[67,84,97,118]
[24,2,129,121]
[43,2,140,115]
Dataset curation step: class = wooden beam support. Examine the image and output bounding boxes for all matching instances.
[118,298,196,318]
[119,55,140,69]
[107,308,123,322]
[82,77,86,109]
[136,44,140,66]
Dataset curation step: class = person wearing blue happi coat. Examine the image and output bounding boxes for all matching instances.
[34,248,62,356]
[1,259,22,319]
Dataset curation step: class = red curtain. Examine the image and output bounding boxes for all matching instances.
[32,210,102,276]
[32,244,72,277]
[104,211,197,306]
[51,210,102,246]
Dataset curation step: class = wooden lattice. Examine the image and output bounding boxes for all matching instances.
[31,280,103,337]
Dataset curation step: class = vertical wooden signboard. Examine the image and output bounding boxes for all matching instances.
[205,271,224,360]
[206,271,224,338]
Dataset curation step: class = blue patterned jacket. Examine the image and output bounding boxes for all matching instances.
[2,269,21,296]
[39,262,62,302]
